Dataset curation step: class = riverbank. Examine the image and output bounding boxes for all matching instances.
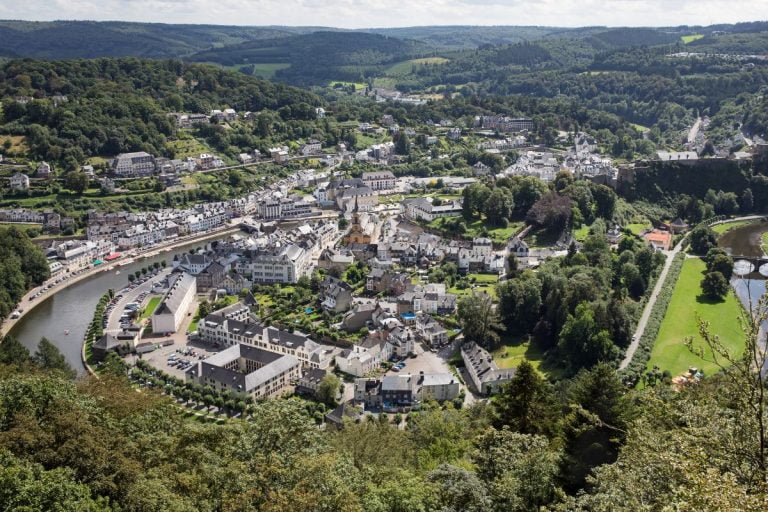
[0,224,240,338]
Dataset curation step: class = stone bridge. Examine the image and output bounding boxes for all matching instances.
[732,257,768,279]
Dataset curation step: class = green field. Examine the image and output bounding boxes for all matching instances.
[385,57,450,75]
[762,231,768,254]
[166,134,215,160]
[141,296,161,320]
[711,219,759,235]
[630,123,650,133]
[0,222,41,232]
[646,258,745,378]
[248,63,291,78]
[329,81,366,91]
[682,34,704,44]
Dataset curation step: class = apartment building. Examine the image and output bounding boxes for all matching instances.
[188,343,300,399]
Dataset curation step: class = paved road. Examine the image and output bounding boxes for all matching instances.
[620,244,680,370]
[620,215,768,370]
[0,225,237,337]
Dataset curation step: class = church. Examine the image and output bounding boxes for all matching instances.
[343,198,377,245]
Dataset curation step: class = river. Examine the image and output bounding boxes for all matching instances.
[719,220,768,327]
[9,236,226,374]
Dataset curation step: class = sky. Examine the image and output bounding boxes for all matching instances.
[0,0,765,29]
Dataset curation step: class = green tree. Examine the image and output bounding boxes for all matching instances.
[484,188,514,227]
[33,337,76,378]
[493,360,559,437]
[497,274,542,335]
[560,364,630,492]
[427,464,492,512]
[701,271,729,300]
[457,293,504,349]
[316,374,341,407]
[689,226,717,255]
[0,335,31,367]
[0,450,109,512]
[472,428,561,511]
[64,171,89,194]
[394,132,411,156]
[707,253,734,280]
[558,303,619,372]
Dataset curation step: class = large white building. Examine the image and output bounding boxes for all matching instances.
[188,343,300,399]
[236,244,311,284]
[197,303,335,370]
[403,197,463,222]
[152,273,197,334]
[112,152,156,177]
[258,196,312,220]
[362,170,397,191]
[461,342,516,395]
[53,239,115,271]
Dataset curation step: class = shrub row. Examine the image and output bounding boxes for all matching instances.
[620,251,685,387]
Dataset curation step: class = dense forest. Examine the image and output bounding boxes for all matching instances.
[0,227,50,322]
[0,322,766,511]
[0,59,320,169]
[0,20,305,59]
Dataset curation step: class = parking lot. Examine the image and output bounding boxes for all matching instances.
[384,341,456,377]
[133,336,222,379]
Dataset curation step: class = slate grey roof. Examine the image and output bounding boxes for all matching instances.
[155,273,195,316]
[200,344,299,393]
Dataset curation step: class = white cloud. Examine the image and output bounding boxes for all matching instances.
[0,0,764,28]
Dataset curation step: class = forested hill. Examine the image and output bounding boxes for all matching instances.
[189,31,434,85]
[0,20,302,59]
[0,59,320,167]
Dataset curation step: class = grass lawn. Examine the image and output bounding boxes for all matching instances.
[429,216,524,245]
[0,134,28,152]
[573,224,591,242]
[166,135,214,160]
[449,273,500,299]
[527,227,561,248]
[187,315,200,334]
[712,219,759,235]
[626,223,651,236]
[682,34,704,44]
[762,231,768,254]
[141,296,161,320]
[491,338,563,379]
[646,258,745,378]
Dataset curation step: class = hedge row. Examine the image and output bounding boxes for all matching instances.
[620,251,686,387]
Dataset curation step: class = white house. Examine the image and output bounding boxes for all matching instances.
[9,173,30,191]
